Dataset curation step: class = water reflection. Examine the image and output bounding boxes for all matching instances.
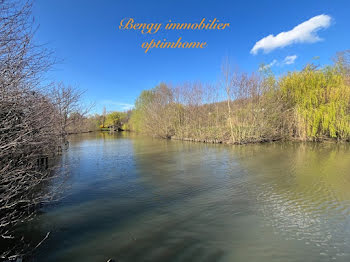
[30,133,350,262]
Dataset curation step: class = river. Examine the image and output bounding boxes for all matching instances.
[29,132,350,261]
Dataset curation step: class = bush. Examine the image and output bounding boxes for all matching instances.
[280,65,350,140]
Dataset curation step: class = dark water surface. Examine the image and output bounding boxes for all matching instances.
[31,132,350,261]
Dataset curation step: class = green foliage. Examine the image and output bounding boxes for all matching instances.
[118,51,350,143]
[280,64,350,140]
[105,111,127,128]
[129,84,175,138]
[85,111,129,131]
[129,90,155,132]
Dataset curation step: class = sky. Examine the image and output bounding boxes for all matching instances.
[32,0,350,113]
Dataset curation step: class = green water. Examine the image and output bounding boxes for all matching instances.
[31,132,350,261]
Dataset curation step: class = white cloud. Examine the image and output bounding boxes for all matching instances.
[259,55,298,71]
[284,55,297,65]
[268,59,278,67]
[251,14,331,55]
[102,100,134,111]
[259,59,278,71]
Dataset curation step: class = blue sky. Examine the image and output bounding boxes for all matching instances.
[32,0,350,113]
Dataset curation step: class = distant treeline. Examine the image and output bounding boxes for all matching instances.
[120,52,350,143]
[82,108,131,132]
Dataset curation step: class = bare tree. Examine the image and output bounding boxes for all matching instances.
[334,50,350,84]
[49,82,88,137]
[0,1,62,259]
[221,59,236,143]
[102,106,106,128]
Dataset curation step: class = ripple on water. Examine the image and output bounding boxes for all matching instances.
[30,135,350,262]
[241,143,350,260]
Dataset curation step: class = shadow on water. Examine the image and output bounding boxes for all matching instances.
[25,133,350,262]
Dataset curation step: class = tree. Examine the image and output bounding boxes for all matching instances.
[280,65,350,140]
[105,111,127,130]
[0,1,62,259]
[50,82,88,137]
[102,106,107,128]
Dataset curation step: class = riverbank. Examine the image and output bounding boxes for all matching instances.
[170,135,281,145]
[121,53,350,144]
[169,135,348,145]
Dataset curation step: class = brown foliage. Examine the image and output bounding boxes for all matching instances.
[0,1,67,259]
